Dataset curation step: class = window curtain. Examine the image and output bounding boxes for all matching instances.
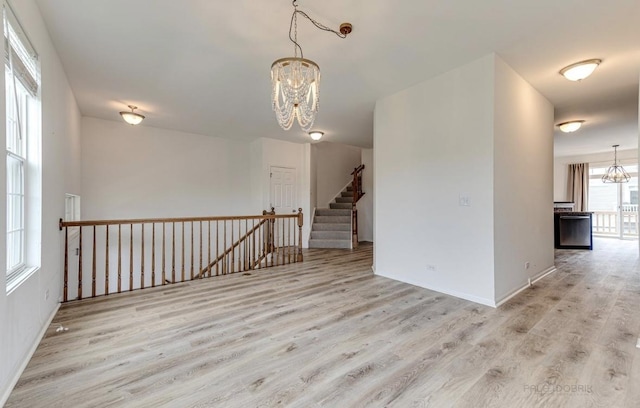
[567,163,589,211]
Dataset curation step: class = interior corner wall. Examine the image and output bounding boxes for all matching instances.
[81,117,254,220]
[492,56,555,303]
[357,148,374,242]
[0,0,82,403]
[314,142,362,207]
[310,143,318,210]
[374,54,496,306]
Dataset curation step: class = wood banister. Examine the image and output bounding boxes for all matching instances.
[59,208,303,302]
[196,218,268,278]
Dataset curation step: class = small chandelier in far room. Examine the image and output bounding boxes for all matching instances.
[120,105,145,125]
[602,144,630,183]
[271,0,352,131]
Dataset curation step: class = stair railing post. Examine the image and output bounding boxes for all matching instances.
[297,208,304,262]
[352,168,359,249]
[262,209,268,258]
[269,207,275,255]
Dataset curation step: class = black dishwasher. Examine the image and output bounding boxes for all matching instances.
[554,212,593,250]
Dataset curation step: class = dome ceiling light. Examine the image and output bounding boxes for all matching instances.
[119,105,145,125]
[557,120,585,133]
[308,131,323,141]
[559,59,601,81]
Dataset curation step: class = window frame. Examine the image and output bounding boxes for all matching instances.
[4,1,41,292]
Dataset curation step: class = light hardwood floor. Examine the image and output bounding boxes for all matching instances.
[6,239,640,407]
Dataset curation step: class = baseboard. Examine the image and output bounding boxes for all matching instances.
[374,270,496,308]
[495,265,557,307]
[0,303,60,406]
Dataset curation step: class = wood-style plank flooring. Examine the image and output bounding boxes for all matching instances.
[6,239,640,407]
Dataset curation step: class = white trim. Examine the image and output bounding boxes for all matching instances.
[6,265,37,295]
[495,266,557,307]
[374,269,497,307]
[326,179,353,208]
[0,302,60,406]
[308,206,316,247]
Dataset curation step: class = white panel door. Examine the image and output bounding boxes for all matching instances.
[270,166,296,214]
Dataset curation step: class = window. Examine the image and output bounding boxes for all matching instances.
[5,3,40,290]
[588,162,638,238]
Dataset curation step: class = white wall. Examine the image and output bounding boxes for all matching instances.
[314,142,362,207]
[0,0,82,403]
[310,144,318,209]
[374,54,497,306]
[493,57,554,303]
[357,149,373,242]
[374,53,554,307]
[554,149,637,201]
[81,117,254,219]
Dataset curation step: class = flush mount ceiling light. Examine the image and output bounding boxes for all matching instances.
[119,105,145,125]
[271,0,352,131]
[602,144,630,183]
[557,120,585,133]
[559,59,601,81]
[308,131,323,141]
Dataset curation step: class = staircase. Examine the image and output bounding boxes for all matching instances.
[309,185,354,249]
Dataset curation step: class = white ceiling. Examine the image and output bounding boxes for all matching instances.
[35,0,639,154]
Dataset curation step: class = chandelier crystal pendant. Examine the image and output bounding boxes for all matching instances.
[271,1,351,131]
[602,144,630,183]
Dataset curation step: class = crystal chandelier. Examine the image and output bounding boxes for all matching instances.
[602,144,630,183]
[271,1,352,131]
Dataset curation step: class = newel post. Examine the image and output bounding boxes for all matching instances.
[297,208,303,262]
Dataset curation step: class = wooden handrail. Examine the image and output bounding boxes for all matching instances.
[59,213,296,229]
[59,209,304,302]
[350,164,365,175]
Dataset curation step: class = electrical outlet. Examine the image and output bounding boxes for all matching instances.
[45,289,49,301]
[458,194,471,207]
[426,264,436,272]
